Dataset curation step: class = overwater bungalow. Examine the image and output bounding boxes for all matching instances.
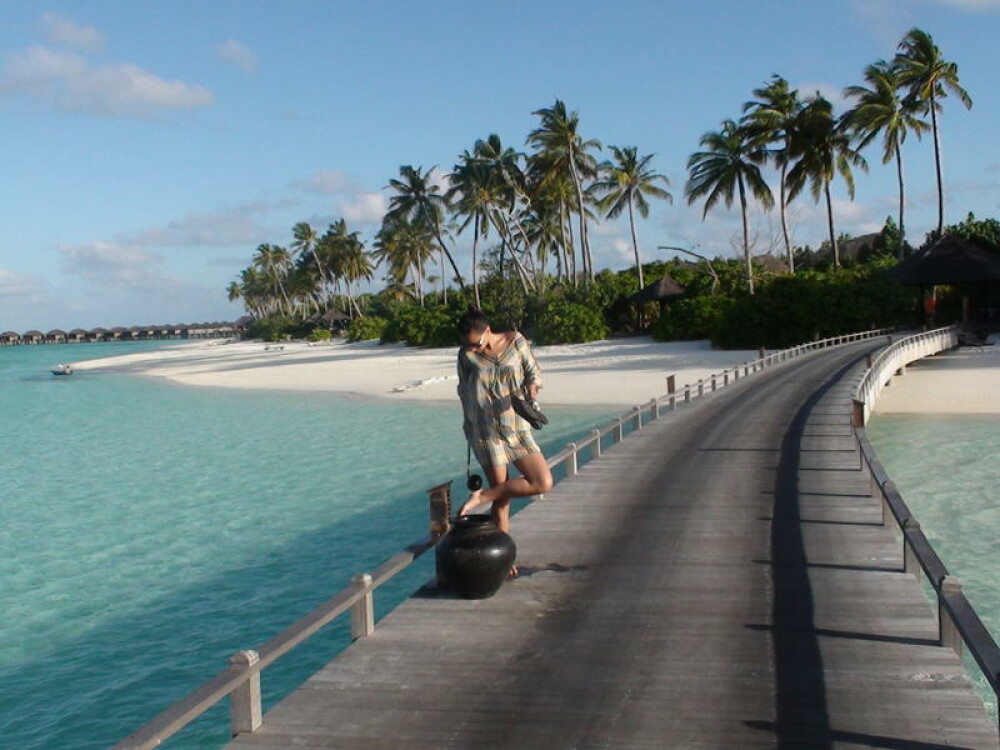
[67,329,87,343]
[89,327,109,342]
[0,331,21,346]
[22,330,44,344]
[46,329,67,344]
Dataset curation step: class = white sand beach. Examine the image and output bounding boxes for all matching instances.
[71,337,760,408]
[71,334,1000,414]
[873,340,1000,416]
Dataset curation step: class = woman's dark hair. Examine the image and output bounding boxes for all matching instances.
[457,306,489,337]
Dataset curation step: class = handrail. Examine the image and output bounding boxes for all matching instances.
[111,325,897,748]
[851,327,1000,720]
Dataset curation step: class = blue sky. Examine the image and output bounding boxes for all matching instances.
[2,0,998,330]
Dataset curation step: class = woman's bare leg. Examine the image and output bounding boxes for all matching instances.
[459,451,553,524]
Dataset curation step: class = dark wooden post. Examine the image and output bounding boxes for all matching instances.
[428,481,452,542]
[851,399,865,428]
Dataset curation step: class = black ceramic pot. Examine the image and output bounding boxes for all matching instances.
[436,514,516,599]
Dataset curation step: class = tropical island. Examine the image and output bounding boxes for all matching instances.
[225,28,992,352]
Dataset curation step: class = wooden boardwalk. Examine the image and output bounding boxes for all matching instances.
[228,341,998,749]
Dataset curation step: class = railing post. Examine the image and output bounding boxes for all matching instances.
[852,398,866,428]
[902,518,921,576]
[939,576,963,656]
[723,370,729,386]
[697,380,704,398]
[758,346,766,361]
[228,650,262,737]
[632,406,642,431]
[711,374,717,391]
[350,573,375,640]
[567,443,578,476]
[744,363,750,377]
[615,417,624,442]
[427,481,452,541]
[649,398,659,420]
[666,374,675,397]
[592,429,602,458]
[684,385,691,403]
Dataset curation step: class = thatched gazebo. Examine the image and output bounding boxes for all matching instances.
[890,235,1000,332]
[625,275,686,306]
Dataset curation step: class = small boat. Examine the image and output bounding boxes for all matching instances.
[51,363,73,376]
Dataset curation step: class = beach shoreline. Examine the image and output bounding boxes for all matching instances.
[70,336,762,408]
[69,335,1000,414]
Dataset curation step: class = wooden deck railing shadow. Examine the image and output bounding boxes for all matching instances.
[850,324,1000,735]
[110,326,895,750]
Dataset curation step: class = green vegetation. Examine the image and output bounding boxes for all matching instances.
[227,26,975,350]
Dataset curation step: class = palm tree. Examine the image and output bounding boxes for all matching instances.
[894,27,973,237]
[291,221,331,294]
[449,153,492,306]
[527,100,601,284]
[742,75,802,271]
[252,243,293,314]
[786,95,868,268]
[844,60,928,250]
[373,217,435,307]
[385,165,467,294]
[590,146,672,290]
[685,119,774,294]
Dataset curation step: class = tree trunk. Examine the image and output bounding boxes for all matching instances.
[431,217,468,295]
[930,93,944,237]
[472,215,481,308]
[567,144,593,285]
[737,173,755,295]
[563,200,577,286]
[780,161,793,273]
[440,249,447,304]
[416,254,424,307]
[824,180,839,268]
[628,198,644,291]
[895,141,906,254]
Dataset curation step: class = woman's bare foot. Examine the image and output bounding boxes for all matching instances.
[508,564,519,579]
[459,490,486,516]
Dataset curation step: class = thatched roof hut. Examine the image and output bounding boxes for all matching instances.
[67,329,87,342]
[625,275,686,305]
[46,329,67,343]
[0,331,21,345]
[890,235,1000,286]
[22,330,44,343]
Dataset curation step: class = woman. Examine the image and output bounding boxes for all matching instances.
[456,309,553,576]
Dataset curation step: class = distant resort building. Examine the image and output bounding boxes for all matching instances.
[0,321,243,346]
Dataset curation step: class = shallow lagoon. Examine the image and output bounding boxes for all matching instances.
[0,342,613,749]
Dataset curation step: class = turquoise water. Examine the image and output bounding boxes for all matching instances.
[868,414,1000,716]
[0,342,614,749]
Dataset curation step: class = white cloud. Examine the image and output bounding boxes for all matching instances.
[119,200,289,248]
[930,0,1000,9]
[215,39,257,72]
[1,45,212,118]
[291,170,360,195]
[41,12,104,53]
[57,242,161,286]
[338,192,387,225]
[0,269,50,307]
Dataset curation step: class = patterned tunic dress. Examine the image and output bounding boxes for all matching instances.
[457,332,543,470]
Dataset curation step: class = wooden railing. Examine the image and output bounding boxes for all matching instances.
[111,326,894,749]
[853,325,959,426]
[851,326,1000,727]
